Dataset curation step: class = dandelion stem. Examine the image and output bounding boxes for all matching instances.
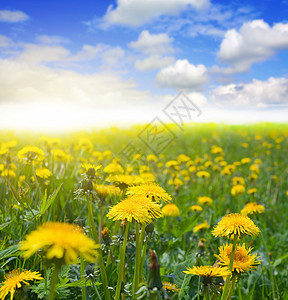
[86,195,111,300]
[115,222,130,300]
[221,237,237,300]
[48,263,61,300]
[80,256,86,300]
[227,275,237,300]
[132,222,140,294]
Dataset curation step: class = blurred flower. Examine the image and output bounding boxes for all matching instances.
[193,220,210,233]
[241,202,265,216]
[103,161,124,174]
[162,204,180,217]
[17,146,45,164]
[19,222,99,264]
[35,167,52,179]
[248,188,257,194]
[0,269,43,300]
[94,184,121,199]
[196,171,210,178]
[78,138,93,152]
[232,177,245,186]
[126,183,171,203]
[241,157,251,164]
[189,205,203,212]
[162,282,180,292]
[197,196,213,206]
[51,149,71,163]
[212,213,260,239]
[215,243,261,273]
[147,154,158,162]
[231,184,245,196]
[250,164,260,173]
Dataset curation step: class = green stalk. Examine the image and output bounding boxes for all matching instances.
[106,221,120,266]
[220,237,238,300]
[132,222,140,294]
[203,286,209,300]
[80,256,86,300]
[115,222,130,300]
[86,195,111,300]
[227,275,237,300]
[48,263,61,300]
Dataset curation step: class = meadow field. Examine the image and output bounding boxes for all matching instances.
[0,123,287,300]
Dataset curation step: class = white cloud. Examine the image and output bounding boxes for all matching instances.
[129,30,174,55]
[0,10,29,23]
[36,35,69,45]
[156,59,209,90]
[217,19,288,73]
[135,55,175,71]
[0,58,149,106]
[101,0,210,26]
[0,35,15,48]
[16,44,70,63]
[211,77,288,107]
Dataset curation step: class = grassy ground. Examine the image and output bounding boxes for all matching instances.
[0,122,287,299]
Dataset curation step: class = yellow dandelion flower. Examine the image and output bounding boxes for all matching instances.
[139,172,156,182]
[215,243,261,273]
[212,213,260,239]
[78,138,93,152]
[241,158,251,164]
[19,222,99,264]
[126,183,171,203]
[0,269,43,300]
[250,164,260,173]
[1,169,16,178]
[248,172,258,181]
[147,154,158,162]
[106,195,162,223]
[103,161,124,174]
[248,188,257,194]
[183,265,231,280]
[162,204,180,217]
[232,177,245,186]
[94,184,121,198]
[189,205,203,212]
[165,160,179,168]
[162,282,180,292]
[106,174,144,189]
[196,171,210,178]
[211,145,223,154]
[51,149,71,163]
[197,196,213,206]
[17,146,45,164]
[241,202,265,216]
[177,154,190,163]
[231,184,245,196]
[193,220,210,233]
[35,167,52,179]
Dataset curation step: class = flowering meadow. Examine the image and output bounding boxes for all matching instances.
[0,123,287,300]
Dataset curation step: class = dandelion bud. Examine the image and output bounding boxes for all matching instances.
[148,250,163,290]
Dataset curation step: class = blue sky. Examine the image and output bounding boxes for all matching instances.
[0,0,288,130]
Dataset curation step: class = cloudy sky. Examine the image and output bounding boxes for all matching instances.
[1,0,288,130]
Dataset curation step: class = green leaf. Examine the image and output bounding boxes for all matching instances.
[59,278,101,288]
[172,215,198,237]
[0,245,20,261]
[39,184,63,215]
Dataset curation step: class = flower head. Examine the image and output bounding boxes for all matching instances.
[197,196,213,206]
[162,204,180,217]
[193,220,210,233]
[231,184,245,196]
[162,282,180,293]
[17,146,45,164]
[0,269,43,300]
[196,171,210,178]
[212,213,260,239]
[241,202,265,216]
[19,222,99,264]
[126,183,171,203]
[189,205,203,212]
[215,243,261,273]
[183,266,231,285]
[35,167,52,179]
[106,195,162,224]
